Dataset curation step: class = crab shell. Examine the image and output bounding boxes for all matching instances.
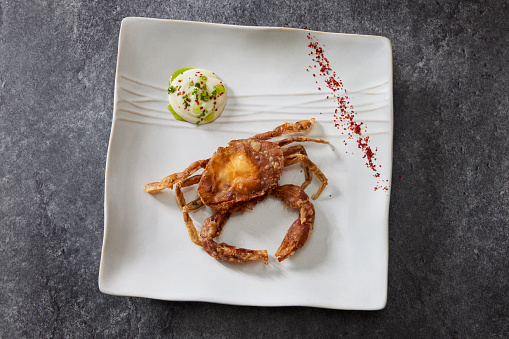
[197,139,285,212]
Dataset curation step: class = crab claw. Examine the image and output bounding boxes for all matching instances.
[143,159,209,193]
[274,218,313,262]
[271,185,315,262]
[201,212,269,264]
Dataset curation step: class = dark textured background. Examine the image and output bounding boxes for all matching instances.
[1,0,508,338]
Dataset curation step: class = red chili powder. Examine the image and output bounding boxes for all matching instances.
[304,26,389,192]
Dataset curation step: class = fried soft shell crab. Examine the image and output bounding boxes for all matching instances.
[144,119,328,264]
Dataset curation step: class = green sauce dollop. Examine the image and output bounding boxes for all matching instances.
[168,68,194,121]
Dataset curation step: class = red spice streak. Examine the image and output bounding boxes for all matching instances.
[305,27,389,192]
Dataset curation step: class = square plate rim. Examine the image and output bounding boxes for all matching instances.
[99,17,393,311]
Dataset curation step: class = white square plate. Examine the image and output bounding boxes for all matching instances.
[99,17,393,310]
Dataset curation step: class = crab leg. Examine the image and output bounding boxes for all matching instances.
[283,145,312,189]
[175,174,205,213]
[251,118,316,141]
[175,181,203,247]
[180,174,202,187]
[143,159,210,193]
[271,185,315,262]
[277,136,329,147]
[201,212,269,264]
[283,154,328,200]
[184,197,204,212]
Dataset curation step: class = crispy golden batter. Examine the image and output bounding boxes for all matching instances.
[201,211,269,264]
[197,139,284,212]
[144,119,329,264]
[200,184,314,264]
[271,185,315,261]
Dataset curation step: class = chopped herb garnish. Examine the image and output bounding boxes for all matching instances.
[200,92,210,101]
[200,75,207,81]
[168,86,176,94]
[195,83,201,89]
[214,84,225,95]
[195,120,200,125]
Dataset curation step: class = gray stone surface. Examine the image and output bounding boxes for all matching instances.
[1,0,508,337]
